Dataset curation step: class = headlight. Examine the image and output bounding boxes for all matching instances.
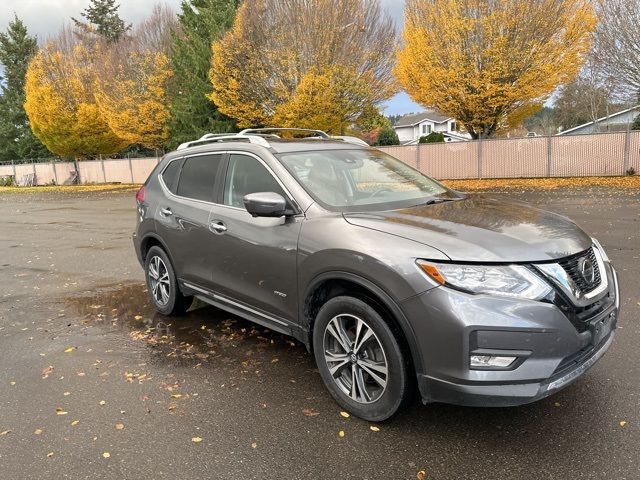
[591,237,610,262]
[417,260,552,300]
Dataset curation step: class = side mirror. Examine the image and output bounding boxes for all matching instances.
[243,192,289,218]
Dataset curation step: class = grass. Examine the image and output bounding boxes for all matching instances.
[0,176,638,194]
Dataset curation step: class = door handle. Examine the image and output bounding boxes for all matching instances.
[210,220,227,233]
[160,207,172,216]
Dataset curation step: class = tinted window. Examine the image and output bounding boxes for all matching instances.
[161,159,182,193]
[176,154,222,202]
[223,154,286,208]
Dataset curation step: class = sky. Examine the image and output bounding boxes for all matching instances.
[0,0,422,116]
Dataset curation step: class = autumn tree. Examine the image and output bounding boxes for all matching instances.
[0,16,50,160]
[396,0,596,139]
[94,5,175,149]
[209,0,397,133]
[73,0,131,44]
[24,26,128,158]
[167,0,238,149]
[593,0,640,100]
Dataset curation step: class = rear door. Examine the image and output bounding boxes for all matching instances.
[207,152,303,323]
[154,153,225,289]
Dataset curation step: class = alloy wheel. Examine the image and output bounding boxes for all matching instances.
[148,255,170,306]
[323,314,388,404]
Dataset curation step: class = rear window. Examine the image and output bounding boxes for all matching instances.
[176,154,222,202]
[161,159,182,193]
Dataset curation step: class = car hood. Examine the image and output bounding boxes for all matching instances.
[343,195,592,262]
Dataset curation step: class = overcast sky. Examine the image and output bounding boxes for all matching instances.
[0,0,421,115]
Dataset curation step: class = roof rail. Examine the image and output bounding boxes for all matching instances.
[176,134,271,150]
[239,127,330,139]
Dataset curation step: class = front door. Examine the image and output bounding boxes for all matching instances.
[208,153,303,323]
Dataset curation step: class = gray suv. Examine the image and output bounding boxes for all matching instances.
[133,128,619,421]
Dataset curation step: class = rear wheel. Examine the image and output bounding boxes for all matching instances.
[144,246,193,316]
[313,296,410,421]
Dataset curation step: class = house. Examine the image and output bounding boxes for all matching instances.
[557,105,639,135]
[393,111,471,144]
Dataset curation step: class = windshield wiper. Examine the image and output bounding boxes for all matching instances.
[423,197,460,205]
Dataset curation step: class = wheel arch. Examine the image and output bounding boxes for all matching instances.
[301,271,424,377]
[140,233,176,268]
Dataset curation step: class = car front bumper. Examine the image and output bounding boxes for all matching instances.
[401,263,619,407]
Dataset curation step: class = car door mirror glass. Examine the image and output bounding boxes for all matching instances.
[243,192,289,217]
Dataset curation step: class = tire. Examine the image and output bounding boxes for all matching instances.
[144,246,193,316]
[313,296,410,421]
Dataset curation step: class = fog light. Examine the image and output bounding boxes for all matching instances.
[470,355,517,368]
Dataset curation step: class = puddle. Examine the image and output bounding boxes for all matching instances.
[65,282,308,369]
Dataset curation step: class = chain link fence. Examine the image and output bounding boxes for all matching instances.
[1,130,638,186]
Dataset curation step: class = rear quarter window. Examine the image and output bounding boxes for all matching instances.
[161,159,183,193]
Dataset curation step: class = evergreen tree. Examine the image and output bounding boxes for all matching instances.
[73,0,131,44]
[0,15,50,160]
[376,127,400,146]
[167,0,238,148]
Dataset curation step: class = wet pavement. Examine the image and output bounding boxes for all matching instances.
[0,186,639,480]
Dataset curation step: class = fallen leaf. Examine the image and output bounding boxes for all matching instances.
[251,442,257,449]
[63,392,70,396]
[192,437,203,443]
[42,365,54,378]
[340,411,350,418]
[64,347,74,353]
[71,420,79,426]
[134,315,143,321]
[0,430,11,436]
[620,421,627,428]
[102,452,110,458]
[115,423,125,430]
[99,400,106,406]
[55,408,68,416]
[554,402,561,407]
[417,470,426,480]
[370,426,380,432]
[271,358,279,364]
[47,452,54,458]
[302,408,319,417]
[338,430,345,438]
[34,429,43,435]
[171,394,182,399]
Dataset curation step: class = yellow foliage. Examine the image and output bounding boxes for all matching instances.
[24,42,128,157]
[209,0,397,130]
[94,51,172,149]
[396,0,596,138]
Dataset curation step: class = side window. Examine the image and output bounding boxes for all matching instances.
[161,159,182,193]
[176,154,222,202]
[223,154,286,208]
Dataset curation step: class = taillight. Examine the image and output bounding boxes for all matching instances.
[136,186,145,203]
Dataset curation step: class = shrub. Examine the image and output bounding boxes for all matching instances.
[419,132,445,143]
[632,114,640,131]
[375,126,400,146]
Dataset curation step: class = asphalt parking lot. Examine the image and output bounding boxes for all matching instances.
[0,185,638,480]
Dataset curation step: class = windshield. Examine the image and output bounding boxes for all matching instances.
[278,149,455,211]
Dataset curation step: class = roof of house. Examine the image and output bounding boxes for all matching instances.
[394,110,453,127]
[557,104,640,135]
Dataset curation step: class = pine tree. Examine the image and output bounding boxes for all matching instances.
[73,0,131,44]
[0,15,50,160]
[167,0,238,149]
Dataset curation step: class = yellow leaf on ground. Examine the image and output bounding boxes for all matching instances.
[417,470,426,480]
[102,452,110,458]
[71,420,79,426]
[55,408,67,416]
[370,426,380,432]
[47,452,54,458]
[34,429,43,435]
[192,437,203,443]
[339,411,350,418]
[134,315,143,321]
[171,394,182,399]
[99,400,106,406]
[338,430,345,438]
[9,381,16,386]
[64,347,73,353]
[620,421,627,428]
[302,408,319,417]
[115,423,125,430]
[0,430,11,436]
[63,392,70,396]
[251,442,257,449]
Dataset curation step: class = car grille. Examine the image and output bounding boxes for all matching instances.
[557,247,601,294]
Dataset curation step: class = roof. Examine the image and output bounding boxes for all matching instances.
[394,111,453,127]
[557,104,640,135]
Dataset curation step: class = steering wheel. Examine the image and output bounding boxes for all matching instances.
[367,187,393,199]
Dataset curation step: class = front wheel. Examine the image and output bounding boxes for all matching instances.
[144,246,193,316]
[313,296,411,421]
